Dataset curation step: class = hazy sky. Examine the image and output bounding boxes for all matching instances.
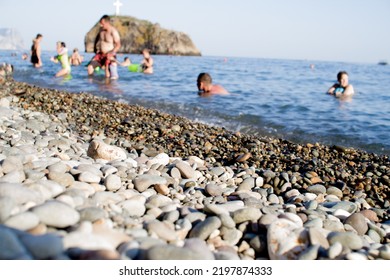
[1,0,389,63]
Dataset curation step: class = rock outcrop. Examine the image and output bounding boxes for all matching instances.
[0,28,24,50]
[84,15,201,56]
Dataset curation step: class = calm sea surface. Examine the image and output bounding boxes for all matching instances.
[1,50,389,156]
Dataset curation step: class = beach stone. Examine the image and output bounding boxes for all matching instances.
[48,171,74,187]
[175,161,196,179]
[104,174,122,191]
[0,182,41,204]
[0,97,10,107]
[0,170,25,183]
[147,243,213,260]
[147,220,178,242]
[326,186,343,199]
[101,165,118,176]
[209,166,225,177]
[308,227,329,249]
[118,200,146,217]
[330,201,358,213]
[133,174,167,192]
[78,171,101,183]
[327,232,363,250]
[154,184,170,195]
[232,208,262,224]
[323,219,345,232]
[170,167,181,179]
[20,233,63,259]
[0,197,16,222]
[304,217,323,228]
[259,213,278,227]
[0,226,32,260]
[1,156,23,173]
[146,194,172,208]
[148,153,170,166]
[87,140,127,161]
[328,242,343,259]
[79,207,107,222]
[31,200,80,228]
[4,212,40,231]
[203,203,229,215]
[267,218,308,260]
[47,162,69,173]
[255,177,264,187]
[359,209,379,222]
[379,245,390,260]
[217,201,245,213]
[268,194,280,204]
[64,231,119,252]
[36,180,66,199]
[184,238,215,259]
[220,227,242,245]
[333,209,351,220]
[367,229,381,243]
[307,184,326,195]
[189,216,221,240]
[205,183,223,196]
[237,177,255,191]
[91,192,123,205]
[298,244,319,260]
[344,213,368,236]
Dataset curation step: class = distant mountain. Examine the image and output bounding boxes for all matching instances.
[0,28,24,50]
[84,15,201,56]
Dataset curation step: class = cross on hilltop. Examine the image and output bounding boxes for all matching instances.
[113,0,123,16]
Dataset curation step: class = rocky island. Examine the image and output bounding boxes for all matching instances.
[0,28,24,50]
[84,15,201,56]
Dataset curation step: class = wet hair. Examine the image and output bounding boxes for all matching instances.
[337,71,348,81]
[100,15,111,22]
[197,73,212,84]
[56,41,66,48]
[36,34,43,39]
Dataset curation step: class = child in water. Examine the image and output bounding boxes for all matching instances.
[327,71,354,97]
[50,41,71,77]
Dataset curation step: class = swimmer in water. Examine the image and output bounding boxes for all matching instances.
[327,71,354,97]
[197,72,229,95]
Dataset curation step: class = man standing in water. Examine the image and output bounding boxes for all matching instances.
[87,15,121,79]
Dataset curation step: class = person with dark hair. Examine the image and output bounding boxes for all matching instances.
[120,57,131,67]
[50,41,71,77]
[141,49,154,74]
[30,33,43,68]
[197,72,228,95]
[70,48,83,66]
[327,71,355,97]
[87,15,121,79]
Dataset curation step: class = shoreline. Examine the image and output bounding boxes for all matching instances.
[0,77,389,260]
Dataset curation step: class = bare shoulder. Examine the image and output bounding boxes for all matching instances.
[211,85,229,94]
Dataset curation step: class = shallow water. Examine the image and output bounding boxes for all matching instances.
[1,50,389,155]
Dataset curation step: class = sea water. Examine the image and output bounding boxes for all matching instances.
[1,50,389,156]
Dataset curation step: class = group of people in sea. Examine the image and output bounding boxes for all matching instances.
[24,14,354,98]
[27,15,154,80]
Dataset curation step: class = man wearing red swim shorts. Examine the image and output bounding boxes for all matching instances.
[87,15,121,79]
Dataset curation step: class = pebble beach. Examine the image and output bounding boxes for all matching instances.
[0,77,389,260]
